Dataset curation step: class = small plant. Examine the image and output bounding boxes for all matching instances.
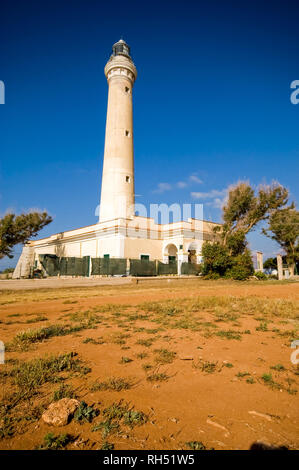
[136,338,155,347]
[216,330,242,340]
[74,401,98,424]
[254,271,268,280]
[101,441,114,450]
[123,410,147,427]
[90,377,132,392]
[142,364,153,371]
[236,371,250,378]
[136,352,148,359]
[82,337,101,344]
[25,315,48,324]
[120,357,133,364]
[246,377,255,384]
[146,373,169,382]
[0,416,15,439]
[223,362,233,368]
[261,373,281,390]
[271,364,286,371]
[194,360,218,374]
[256,322,268,332]
[92,420,119,438]
[39,432,72,450]
[92,400,147,438]
[154,348,176,364]
[186,441,207,450]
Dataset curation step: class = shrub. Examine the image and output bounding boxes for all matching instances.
[254,271,268,280]
[201,242,232,277]
[225,250,254,280]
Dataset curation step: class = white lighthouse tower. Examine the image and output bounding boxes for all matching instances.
[99,39,137,222]
[13,39,215,279]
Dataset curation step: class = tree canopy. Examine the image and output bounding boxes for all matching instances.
[263,207,299,273]
[202,180,290,280]
[0,212,52,259]
[214,181,289,255]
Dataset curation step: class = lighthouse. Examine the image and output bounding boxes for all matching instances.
[13,38,215,279]
[99,39,137,222]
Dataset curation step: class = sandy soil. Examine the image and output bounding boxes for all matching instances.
[0,278,298,450]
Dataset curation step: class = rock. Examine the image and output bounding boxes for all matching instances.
[179,356,193,360]
[42,398,80,427]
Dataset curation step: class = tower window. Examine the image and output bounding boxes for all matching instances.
[126,176,131,183]
[125,86,130,94]
[125,130,130,137]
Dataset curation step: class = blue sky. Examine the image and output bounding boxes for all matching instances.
[1,0,299,269]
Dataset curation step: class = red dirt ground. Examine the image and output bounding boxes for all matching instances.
[0,279,298,450]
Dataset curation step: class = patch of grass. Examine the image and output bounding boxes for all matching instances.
[214,312,240,323]
[123,409,147,427]
[68,310,101,327]
[90,377,132,392]
[284,378,297,395]
[256,322,269,332]
[223,362,233,368]
[0,416,15,439]
[261,373,281,390]
[136,338,155,347]
[7,324,89,351]
[38,432,72,450]
[215,330,242,340]
[236,371,250,378]
[146,373,169,382]
[82,337,104,345]
[25,315,48,324]
[194,360,218,373]
[3,352,90,409]
[271,364,286,372]
[154,348,176,364]
[92,400,147,438]
[74,401,98,424]
[92,420,119,438]
[53,384,76,401]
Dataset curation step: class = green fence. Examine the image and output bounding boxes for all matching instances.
[39,254,201,277]
[39,255,90,277]
[129,259,157,276]
[39,254,60,276]
[91,258,127,276]
[157,261,177,275]
[181,262,201,275]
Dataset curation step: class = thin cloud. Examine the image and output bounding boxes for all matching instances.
[189,174,203,184]
[191,189,227,199]
[153,173,203,193]
[152,182,172,193]
[191,188,229,210]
